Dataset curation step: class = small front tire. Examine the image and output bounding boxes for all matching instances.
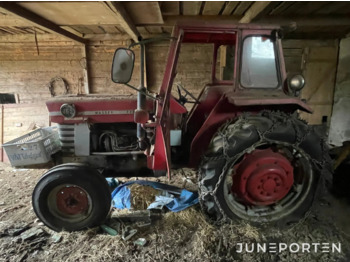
[32,164,111,232]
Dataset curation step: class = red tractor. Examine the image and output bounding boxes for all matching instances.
[21,23,329,231]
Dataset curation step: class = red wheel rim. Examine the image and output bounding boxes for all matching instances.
[232,148,294,206]
[56,186,89,215]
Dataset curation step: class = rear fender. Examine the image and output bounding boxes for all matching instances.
[188,96,312,167]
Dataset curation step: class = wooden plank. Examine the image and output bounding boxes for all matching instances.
[123,2,163,25]
[18,2,120,26]
[332,4,350,15]
[222,2,240,15]
[279,2,309,15]
[0,45,83,53]
[250,1,282,20]
[258,15,350,27]
[284,57,302,73]
[0,30,9,36]
[12,26,34,34]
[60,26,86,38]
[0,27,15,35]
[163,15,241,26]
[0,52,83,61]
[0,33,73,43]
[308,46,338,61]
[0,3,86,44]
[315,2,350,15]
[282,40,337,50]
[202,1,225,15]
[82,45,90,94]
[115,25,125,34]
[183,2,202,15]
[269,2,294,15]
[0,9,30,27]
[0,61,83,71]
[160,1,180,15]
[300,105,333,125]
[233,1,253,16]
[299,45,338,125]
[283,48,303,57]
[297,2,330,15]
[104,2,140,42]
[136,27,150,35]
[0,105,3,162]
[240,2,272,23]
[145,26,163,34]
[96,25,121,34]
[84,25,106,34]
[162,26,173,34]
[69,25,95,35]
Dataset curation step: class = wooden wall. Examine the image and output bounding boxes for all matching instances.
[146,42,213,97]
[87,39,140,94]
[283,39,339,125]
[328,37,350,146]
[0,34,85,103]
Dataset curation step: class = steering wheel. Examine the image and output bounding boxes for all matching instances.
[176,83,200,105]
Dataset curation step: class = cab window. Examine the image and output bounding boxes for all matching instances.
[240,36,279,88]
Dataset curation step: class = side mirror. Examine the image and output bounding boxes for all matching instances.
[111,48,135,84]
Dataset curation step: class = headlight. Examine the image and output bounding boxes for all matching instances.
[288,75,305,91]
[60,104,76,118]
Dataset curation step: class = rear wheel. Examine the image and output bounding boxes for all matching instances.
[32,164,111,232]
[199,111,329,227]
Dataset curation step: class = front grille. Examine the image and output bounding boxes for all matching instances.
[58,124,74,153]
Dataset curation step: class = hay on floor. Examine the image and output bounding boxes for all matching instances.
[128,184,159,210]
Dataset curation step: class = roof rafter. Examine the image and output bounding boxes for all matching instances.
[239,1,272,23]
[163,15,241,26]
[0,2,87,44]
[104,1,140,42]
[258,15,350,27]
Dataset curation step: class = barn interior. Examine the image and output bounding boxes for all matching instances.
[0,1,350,261]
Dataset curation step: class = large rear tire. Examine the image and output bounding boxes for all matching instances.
[198,111,330,227]
[32,164,111,232]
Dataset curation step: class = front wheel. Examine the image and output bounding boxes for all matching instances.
[32,164,111,232]
[199,111,329,227]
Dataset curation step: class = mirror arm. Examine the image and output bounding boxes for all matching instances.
[124,83,158,100]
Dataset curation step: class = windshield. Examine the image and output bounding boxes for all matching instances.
[240,36,279,88]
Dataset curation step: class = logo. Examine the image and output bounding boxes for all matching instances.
[236,243,341,253]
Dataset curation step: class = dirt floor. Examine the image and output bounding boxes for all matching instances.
[1,162,350,262]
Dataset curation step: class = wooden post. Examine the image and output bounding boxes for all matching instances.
[82,45,90,94]
[0,105,4,162]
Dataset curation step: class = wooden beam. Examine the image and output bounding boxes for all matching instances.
[104,2,140,42]
[60,26,84,38]
[81,45,90,94]
[0,3,87,44]
[257,15,350,27]
[221,2,240,15]
[82,33,135,41]
[240,1,272,23]
[163,15,241,26]
[202,1,225,15]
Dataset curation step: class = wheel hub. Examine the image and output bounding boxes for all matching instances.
[232,149,294,206]
[56,186,89,215]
